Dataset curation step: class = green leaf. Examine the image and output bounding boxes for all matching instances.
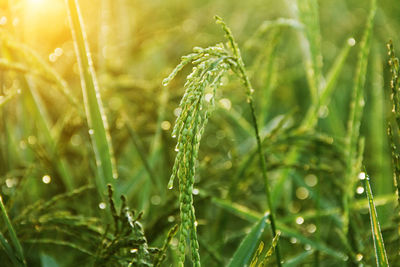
[227,213,269,267]
[65,0,118,196]
[0,195,26,266]
[362,174,389,267]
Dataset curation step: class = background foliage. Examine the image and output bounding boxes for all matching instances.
[0,0,399,266]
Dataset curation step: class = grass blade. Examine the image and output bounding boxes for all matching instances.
[343,0,377,235]
[361,173,389,266]
[227,213,269,267]
[0,195,26,266]
[66,0,118,195]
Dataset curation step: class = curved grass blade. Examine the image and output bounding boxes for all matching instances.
[65,0,118,195]
[0,195,26,266]
[212,197,347,261]
[227,213,269,267]
[0,231,20,266]
[361,173,389,266]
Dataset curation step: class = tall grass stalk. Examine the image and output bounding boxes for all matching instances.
[343,0,376,236]
[66,0,118,196]
[214,16,282,266]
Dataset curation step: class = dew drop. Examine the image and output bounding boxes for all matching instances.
[347,37,356,47]
[296,216,304,225]
[88,129,94,135]
[358,172,366,180]
[356,186,364,194]
[42,175,51,184]
[98,202,106,209]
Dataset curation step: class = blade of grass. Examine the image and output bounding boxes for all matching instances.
[227,213,269,267]
[211,197,347,260]
[296,0,323,102]
[215,16,282,266]
[343,0,376,235]
[0,231,21,266]
[0,195,26,266]
[66,0,118,196]
[361,172,389,266]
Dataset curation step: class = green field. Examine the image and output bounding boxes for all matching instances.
[0,0,399,266]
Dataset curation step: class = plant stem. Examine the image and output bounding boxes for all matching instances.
[216,15,282,266]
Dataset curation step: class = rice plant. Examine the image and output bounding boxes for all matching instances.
[1,0,400,266]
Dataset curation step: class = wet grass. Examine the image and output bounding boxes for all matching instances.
[0,0,399,266]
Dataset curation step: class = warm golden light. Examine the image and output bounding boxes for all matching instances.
[26,0,46,7]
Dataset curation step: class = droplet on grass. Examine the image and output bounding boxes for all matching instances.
[347,37,356,47]
[42,175,51,184]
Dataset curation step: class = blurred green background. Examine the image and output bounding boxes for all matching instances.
[0,0,400,266]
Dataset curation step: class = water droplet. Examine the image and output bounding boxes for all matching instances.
[358,172,366,180]
[296,187,309,200]
[219,98,231,110]
[290,237,297,244]
[5,178,17,188]
[172,134,177,138]
[296,216,304,225]
[355,253,363,261]
[151,195,161,205]
[54,47,63,57]
[347,38,356,47]
[42,175,51,184]
[356,186,364,194]
[168,179,174,189]
[0,16,7,26]
[306,224,317,233]
[112,172,118,179]
[305,174,318,187]
[49,53,57,62]
[161,121,171,130]
[192,188,199,195]
[130,248,138,253]
[205,93,213,102]
[98,202,106,209]
[174,108,182,117]
[88,129,94,135]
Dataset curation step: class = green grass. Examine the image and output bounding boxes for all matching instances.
[0,0,400,266]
